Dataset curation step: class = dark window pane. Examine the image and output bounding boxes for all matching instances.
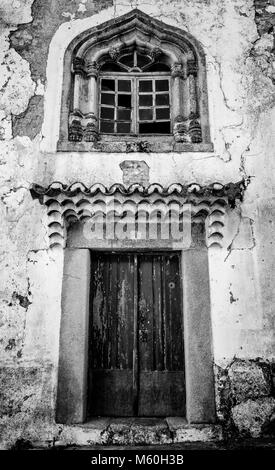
[146,63,170,72]
[137,54,151,68]
[139,94,153,106]
[118,94,131,108]
[139,121,170,134]
[100,121,114,133]
[139,108,153,121]
[101,93,115,106]
[156,94,169,106]
[156,108,170,119]
[156,79,169,92]
[118,80,131,92]
[101,79,115,92]
[119,54,134,67]
[139,80,152,92]
[100,107,114,119]
[117,122,131,133]
[117,109,131,120]
[100,63,124,72]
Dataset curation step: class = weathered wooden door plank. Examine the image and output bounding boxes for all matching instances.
[89,253,135,416]
[132,253,139,416]
[137,253,185,416]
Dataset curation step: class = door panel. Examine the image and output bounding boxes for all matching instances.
[88,252,185,417]
[89,370,134,416]
[139,371,185,416]
[89,253,135,416]
[138,254,185,416]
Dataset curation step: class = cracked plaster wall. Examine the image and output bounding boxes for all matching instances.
[0,0,275,447]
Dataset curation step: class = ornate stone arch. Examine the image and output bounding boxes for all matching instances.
[57,9,213,152]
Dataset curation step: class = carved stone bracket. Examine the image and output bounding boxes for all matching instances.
[68,111,99,143]
[149,47,162,62]
[30,181,248,249]
[171,62,185,78]
[173,115,202,143]
[72,57,86,75]
[109,46,121,61]
[189,117,202,143]
[173,116,191,143]
[86,61,99,78]
[72,57,99,77]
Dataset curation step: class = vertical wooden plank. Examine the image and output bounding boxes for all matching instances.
[108,254,118,369]
[138,254,154,371]
[152,255,164,370]
[91,255,106,370]
[172,254,184,371]
[117,254,134,369]
[161,255,168,371]
[165,253,184,371]
[133,253,138,416]
[102,255,109,368]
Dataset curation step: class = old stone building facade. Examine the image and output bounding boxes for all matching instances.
[0,0,275,448]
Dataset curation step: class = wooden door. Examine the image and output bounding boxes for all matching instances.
[88,252,185,417]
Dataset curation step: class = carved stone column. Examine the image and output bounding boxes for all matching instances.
[69,58,99,143]
[72,57,85,112]
[187,60,202,143]
[68,58,86,142]
[171,62,190,143]
[85,61,99,142]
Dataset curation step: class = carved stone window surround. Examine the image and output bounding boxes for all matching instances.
[57,9,213,153]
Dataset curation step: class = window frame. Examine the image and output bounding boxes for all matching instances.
[99,72,172,136]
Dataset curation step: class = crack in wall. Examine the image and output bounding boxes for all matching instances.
[224,204,256,262]
[215,59,237,113]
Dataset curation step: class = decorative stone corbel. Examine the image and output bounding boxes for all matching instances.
[109,46,121,62]
[68,111,99,143]
[189,115,202,143]
[86,61,99,78]
[173,115,191,143]
[149,47,162,62]
[171,62,185,78]
[72,57,86,75]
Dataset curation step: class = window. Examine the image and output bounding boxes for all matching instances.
[58,9,213,152]
[98,50,171,135]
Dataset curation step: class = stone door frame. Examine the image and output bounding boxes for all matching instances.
[56,244,216,425]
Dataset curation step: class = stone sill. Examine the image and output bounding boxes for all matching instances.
[55,418,223,447]
[57,139,214,154]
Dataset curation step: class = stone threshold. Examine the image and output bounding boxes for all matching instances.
[56,418,223,447]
